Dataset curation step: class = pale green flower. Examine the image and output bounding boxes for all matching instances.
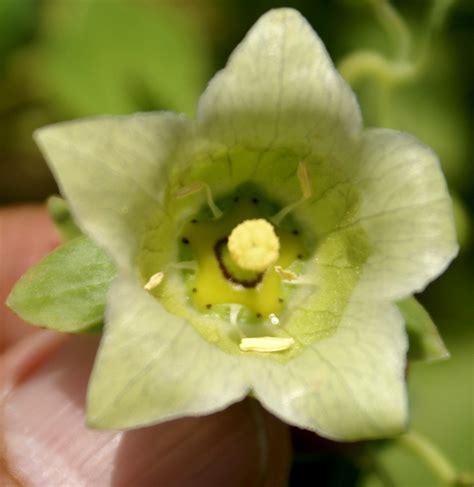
[8,9,457,440]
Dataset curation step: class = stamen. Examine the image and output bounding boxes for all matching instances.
[175,181,203,198]
[284,277,318,286]
[171,261,198,271]
[144,272,164,291]
[203,183,223,219]
[274,265,298,281]
[229,304,241,325]
[175,181,223,219]
[270,161,313,225]
[239,336,294,352]
[297,160,313,198]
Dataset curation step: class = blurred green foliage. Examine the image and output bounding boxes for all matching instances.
[34,0,210,116]
[0,0,36,73]
[0,0,472,485]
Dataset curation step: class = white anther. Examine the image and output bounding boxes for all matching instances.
[274,265,298,281]
[239,336,294,352]
[144,272,164,291]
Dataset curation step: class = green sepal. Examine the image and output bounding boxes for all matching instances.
[7,235,117,333]
[47,195,82,241]
[398,297,449,362]
[80,322,104,335]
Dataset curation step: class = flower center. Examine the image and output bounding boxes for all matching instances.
[177,190,306,321]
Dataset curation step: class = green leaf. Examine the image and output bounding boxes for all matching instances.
[47,195,82,241]
[398,297,449,362]
[0,0,36,73]
[7,236,117,333]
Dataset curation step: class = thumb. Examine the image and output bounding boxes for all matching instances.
[0,204,60,352]
[2,333,291,487]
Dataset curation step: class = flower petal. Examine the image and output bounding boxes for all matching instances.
[34,113,190,269]
[87,275,248,429]
[351,129,458,300]
[197,8,361,154]
[248,298,408,440]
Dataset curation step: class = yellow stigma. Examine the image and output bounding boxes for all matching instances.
[227,219,280,272]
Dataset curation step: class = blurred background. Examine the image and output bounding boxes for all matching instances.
[0,0,472,485]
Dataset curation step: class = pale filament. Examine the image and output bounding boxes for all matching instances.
[271,161,313,225]
[175,181,223,219]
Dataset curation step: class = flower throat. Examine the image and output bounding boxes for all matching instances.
[178,186,307,321]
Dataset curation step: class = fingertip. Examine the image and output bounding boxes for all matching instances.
[0,204,60,351]
[2,334,291,487]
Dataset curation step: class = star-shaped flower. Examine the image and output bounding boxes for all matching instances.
[9,8,457,440]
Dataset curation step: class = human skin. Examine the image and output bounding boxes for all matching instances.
[0,205,291,487]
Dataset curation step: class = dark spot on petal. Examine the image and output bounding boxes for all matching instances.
[206,304,212,309]
[182,237,190,244]
[278,298,284,303]
[191,219,197,224]
[192,287,197,293]
[292,229,299,235]
[256,313,262,318]
[297,254,303,260]
[251,197,259,204]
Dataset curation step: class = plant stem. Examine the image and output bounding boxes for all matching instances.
[338,0,457,88]
[416,0,457,75]
[367,0,411,60]
[397,431,473,486]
